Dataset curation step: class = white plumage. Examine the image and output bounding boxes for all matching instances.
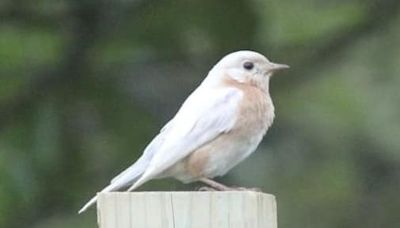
[79,50,288,213]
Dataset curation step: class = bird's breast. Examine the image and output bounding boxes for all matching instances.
[168,84,275,182]
[233,85,275,136]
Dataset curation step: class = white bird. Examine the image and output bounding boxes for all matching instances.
[78,50,289,213]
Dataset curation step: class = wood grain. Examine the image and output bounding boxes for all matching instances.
[97,192,277,228]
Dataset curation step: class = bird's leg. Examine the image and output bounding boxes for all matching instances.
[199,178,232,191]
[199,178,262,192]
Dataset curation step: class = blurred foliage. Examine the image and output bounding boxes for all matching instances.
[0,0,399,227]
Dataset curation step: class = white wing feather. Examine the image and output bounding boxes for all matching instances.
[128,87,243,189]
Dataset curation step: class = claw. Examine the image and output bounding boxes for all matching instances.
[197,186,217,191]
[231,186,262,192]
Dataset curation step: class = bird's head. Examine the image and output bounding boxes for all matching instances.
[206,50,289,90]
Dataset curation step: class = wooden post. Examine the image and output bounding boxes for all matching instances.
[97,192,277,228]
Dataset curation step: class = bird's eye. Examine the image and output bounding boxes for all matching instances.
[243,61,254,70]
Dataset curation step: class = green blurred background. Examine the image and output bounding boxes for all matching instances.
[1,0,399,227]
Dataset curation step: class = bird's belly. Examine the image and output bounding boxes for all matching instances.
[168,125,267,183]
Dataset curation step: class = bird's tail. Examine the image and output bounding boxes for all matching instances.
[78,131,166,214]
[78,184,116,214]
[78,159,149,214]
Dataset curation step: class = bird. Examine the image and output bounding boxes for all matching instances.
[78,50,289,213]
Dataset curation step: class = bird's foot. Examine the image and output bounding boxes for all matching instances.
[199,178,231,191]
[197,185,261,192]
[198,178,263,192]
[197,186,218,191]
[228,186,262,192]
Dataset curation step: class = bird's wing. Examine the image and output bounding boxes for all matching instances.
[135,87,243,183]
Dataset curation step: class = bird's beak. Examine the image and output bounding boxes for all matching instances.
[269,62,290,73]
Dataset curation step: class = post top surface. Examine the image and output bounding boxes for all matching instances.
[98,191,275,198]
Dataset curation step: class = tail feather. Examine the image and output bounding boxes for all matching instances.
[78,127,168,214]
[78,181,124,214]
[78,163,146,214]
[78,195,98,214]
